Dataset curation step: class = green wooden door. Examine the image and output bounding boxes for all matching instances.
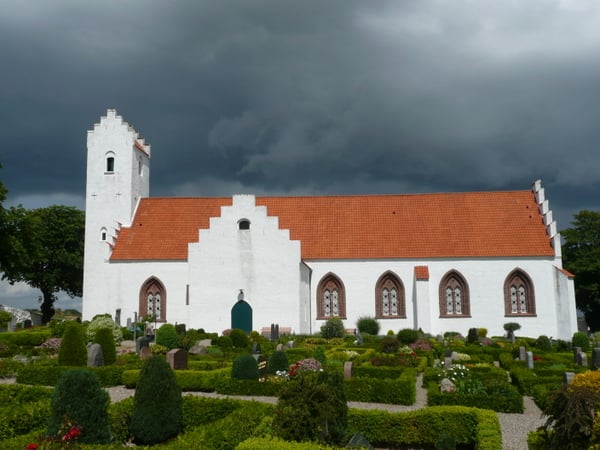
[231,300,252,333]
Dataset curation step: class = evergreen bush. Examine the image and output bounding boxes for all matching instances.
[232,353,259,380]
[86,314,123,344]
[58,321,87,367]
[230,328,251,349]
[273,368,347,445]
[320,317,346,339]
[356,316,380,335]
[156,323,181,350]
[268,350,289,374]
[572,331,591,352]
[535,335,552,351]
[397,328,418,345]
[48,368,111,444]
[381,335,400,353]
[130,356,182,445]
[94,327,116,365]
[467,328,479,344]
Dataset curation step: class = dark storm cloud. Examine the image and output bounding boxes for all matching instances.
[1,0,600,230]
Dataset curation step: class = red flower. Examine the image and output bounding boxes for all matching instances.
[26,444,39,449]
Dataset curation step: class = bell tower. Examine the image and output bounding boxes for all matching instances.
[82,109,150,320]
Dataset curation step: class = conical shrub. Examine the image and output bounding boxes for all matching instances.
[130,356,182,444]
[94,327,116,365]
[48,368,111,444]
[58,321,87,367]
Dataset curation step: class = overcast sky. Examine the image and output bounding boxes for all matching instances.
[1,0,600,312]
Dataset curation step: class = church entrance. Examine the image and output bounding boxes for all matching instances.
[231,294,252,333]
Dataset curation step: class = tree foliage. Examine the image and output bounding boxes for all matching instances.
[1,205,84,324]
[562,210,600,331]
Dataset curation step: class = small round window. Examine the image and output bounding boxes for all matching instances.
[238,219,250,230]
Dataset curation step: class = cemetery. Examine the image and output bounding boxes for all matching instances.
[0,315,599,449]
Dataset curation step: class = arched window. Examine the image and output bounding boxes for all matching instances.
[139,277,166,322]
[317,273,346,320]
[375,271,405,318]
[100,227,107,241]
[105,152,115,173]
[238,219,250,230]
[439,270,470,317]
[504,269,536,316]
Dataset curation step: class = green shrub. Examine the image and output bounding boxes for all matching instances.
[232,353,259,380]
[397,328,418,345]
[356,316,380,335]
[130,356,182,445]
[572,331,591,352]
[268,350,289,374]
[320,317,346,339]
[467,328,479,344]
[534,335,552,351]
[273,369,347,445]
[0,330,51,347]
[181,396,243,431]
[48,368,111,444]
[237,436,338,449]
[345,369,416,405]
[229,328,251,349]
[86,314,123,344]
[94,327,116,365]
[427,380,523,413]
[156,323,182,350]
[0,399,50,440]
[57,321,87,367]
[381,335,400,353]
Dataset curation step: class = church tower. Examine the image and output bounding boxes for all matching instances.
[82,109,150,320]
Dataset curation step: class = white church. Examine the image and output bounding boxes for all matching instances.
[82,110,578,340]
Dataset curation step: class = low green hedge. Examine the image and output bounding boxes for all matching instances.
[427,381,523,413]
[345,369,416,405]
[0,330,51,347]
[236,436,338,449]
[0,399,50,440]
[16,365,129,387]
[122,367,231,390]
[346,406,501,450]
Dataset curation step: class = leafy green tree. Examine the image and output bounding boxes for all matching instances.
[1,205,84,324]
[562,210,600,331]
[320,317,346,339]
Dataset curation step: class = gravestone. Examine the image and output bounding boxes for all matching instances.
[344,361,353,379]
[252,342,261,354]
[354,330,363,346]
[519,346,527,361]
[444,356,452,369]
[87,343,104,367]
[347,432,374,449]
[139,346,152,360]
[440,378,456,393]
[23,319,32,329]
[444,349,452,358]
[493,360,500,368]
[257,355,268,378]
[136,336,151,353]
[286,340,295,349]
[450,351,459,362]
[167,348,188,370]
[564,371,575,384]
[188,343,207,356]
[573,347,582,364]
[276,343,284,351]
[526,351,534,369]
[592,348,600,370]
[577,352,588,367]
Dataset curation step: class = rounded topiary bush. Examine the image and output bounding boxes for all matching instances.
[232,353,259,380]
[381,335,400,353]
[130,355,182,445]
[397,328,418,345]
[156,323,181,350]
[320,317,346,339]
[48,368,111,444]
[58,321,87,367]
[268,350,289,374]
[230,328,251,349]
[535,335,552,352]
[356,316,380,336]
[572,332,591,352]
[94,327,116,365]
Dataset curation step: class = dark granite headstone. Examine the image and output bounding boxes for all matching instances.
[257,355,268,378]
[87,343,104,367]
[573,347,582,363]
[136,336,151,353]
[167,348,188,370]
[577,352,588,367]
[592,348,600,370]
[347,432,374,449]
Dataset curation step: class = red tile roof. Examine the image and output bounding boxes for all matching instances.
[414,266,430,280]
[110,190,555,261]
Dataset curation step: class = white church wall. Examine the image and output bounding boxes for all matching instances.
[307,257,566,339]
[187,195,304,334]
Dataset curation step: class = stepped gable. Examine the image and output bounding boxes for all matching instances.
[110,188,555,261]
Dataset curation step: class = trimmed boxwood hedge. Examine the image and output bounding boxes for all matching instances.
[16,364,130,387]
[346,406,501,450]
[0,330,51,347]
[427,381,523,413]
[345,368,416,405]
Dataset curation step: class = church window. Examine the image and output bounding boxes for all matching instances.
[504,269,536,316]
[238,219,250,230]
[375,271,406,318]
[439,270,470,317]
[139,277,166,322]
[105,153,115,173]
[100,227,107,241]
[317,273,346,319]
